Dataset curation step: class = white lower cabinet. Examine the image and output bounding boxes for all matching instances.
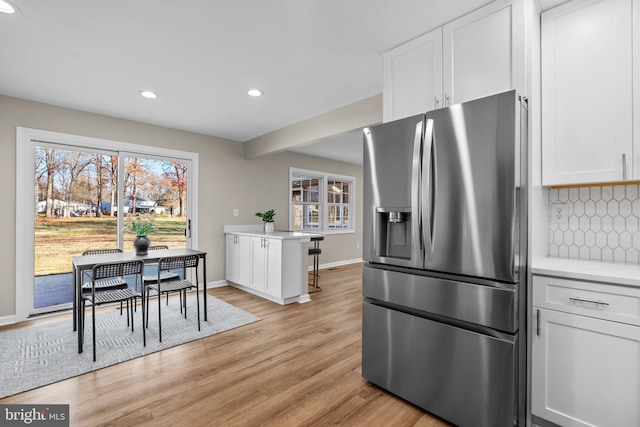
[225,234,251,286]
[250,236,282,298]
[532,275,640,427]
[225,232,309,304]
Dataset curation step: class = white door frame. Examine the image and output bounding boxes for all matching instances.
[16,127,199,322]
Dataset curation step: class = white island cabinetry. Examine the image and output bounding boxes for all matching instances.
[224,226,321,305]
[225,234,250,286]
[250,236,282,298]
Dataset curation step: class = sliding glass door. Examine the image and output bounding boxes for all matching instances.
[22,133,195,318]
[33,144,120,311]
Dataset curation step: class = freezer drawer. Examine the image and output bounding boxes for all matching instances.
[362,302,516,427]
[363,264,517,333]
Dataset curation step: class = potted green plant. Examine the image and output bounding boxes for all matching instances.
[255,209,275,233]
[126,214,156,255]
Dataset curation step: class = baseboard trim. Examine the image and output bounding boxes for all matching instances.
[308,258,363,271]
[0,315,17,326]
[205,280,228,289]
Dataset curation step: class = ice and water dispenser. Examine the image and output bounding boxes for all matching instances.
[374,207,412,260]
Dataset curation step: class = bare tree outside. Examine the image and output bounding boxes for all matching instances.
[163,162,188,216]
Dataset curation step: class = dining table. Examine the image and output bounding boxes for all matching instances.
[71,247,208,353]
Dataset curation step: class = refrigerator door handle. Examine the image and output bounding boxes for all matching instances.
[412,121,424,255]
[421,119,434,260]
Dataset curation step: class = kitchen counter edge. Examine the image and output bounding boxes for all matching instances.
[531,257,640,288]
[224,230,323,241]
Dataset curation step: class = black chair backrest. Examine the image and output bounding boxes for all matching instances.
[93,260,143,281]
[158,255,198,272]
[82,248,123,256]
[149,245,169,251]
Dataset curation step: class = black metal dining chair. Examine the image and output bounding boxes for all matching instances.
[81,248,128,314]
[142,245,180,297]
[80,260,143,361]
[145,254,200,343]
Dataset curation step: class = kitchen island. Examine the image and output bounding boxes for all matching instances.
[224,225,323,304]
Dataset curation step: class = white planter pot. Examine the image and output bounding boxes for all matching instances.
[264,222,274,233]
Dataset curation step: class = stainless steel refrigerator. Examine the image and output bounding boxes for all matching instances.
[362,90,528,427]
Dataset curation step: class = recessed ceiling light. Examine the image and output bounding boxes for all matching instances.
[139,90,158,99]
[248,89,263,97]
[0,0,17,14]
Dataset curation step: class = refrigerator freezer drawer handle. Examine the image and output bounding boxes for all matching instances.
[412,120,424,252]
[422,119,434,260]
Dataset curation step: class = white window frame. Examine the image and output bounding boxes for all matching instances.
[288,167,356,235]
[15,127,199,322]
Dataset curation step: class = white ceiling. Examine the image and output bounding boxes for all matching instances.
[0,0,568,161]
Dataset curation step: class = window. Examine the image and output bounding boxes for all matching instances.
[289,168,355,233]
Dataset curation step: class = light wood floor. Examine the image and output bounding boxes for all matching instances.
[0,263,451,426]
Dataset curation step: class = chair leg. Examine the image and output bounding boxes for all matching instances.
[196,285,201,332]
[92,301,96,362]
[158,288,162,342]
[80,300,85,350]
[308,253,321,293]
[129,299,134,332]
[182,290,187,319]
[125,299,130,327]
[145,288,150,328]
[142,292,146,347]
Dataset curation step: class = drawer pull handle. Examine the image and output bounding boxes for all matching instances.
[569,296,610,306]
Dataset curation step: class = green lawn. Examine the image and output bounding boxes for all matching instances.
[35,216,187,276]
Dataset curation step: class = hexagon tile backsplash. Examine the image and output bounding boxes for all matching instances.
[549,185,640,263]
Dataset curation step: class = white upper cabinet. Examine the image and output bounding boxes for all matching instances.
[635,0,640,181]
[383,28,443,122]
[443,0,525,106]
[542,0,634,186]
[383,0,525,123]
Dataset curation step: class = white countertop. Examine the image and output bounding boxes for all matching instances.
[532,257,640,288]
[224,225,324,241]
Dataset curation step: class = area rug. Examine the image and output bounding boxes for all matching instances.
[0,295,260,398]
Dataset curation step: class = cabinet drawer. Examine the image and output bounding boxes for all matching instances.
[533,275,640,326]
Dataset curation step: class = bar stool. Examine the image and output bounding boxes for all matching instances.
[308,235,324,292]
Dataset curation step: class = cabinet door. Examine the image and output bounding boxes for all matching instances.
[383,27,442,122]
[237,235,251,286]
[532,308,640,427]
[264,238,282,298]
[542,0,633,186]
[443,0,524,106]
[634,0,640,178]
[225,234,239,283]
[250,237,267,291]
